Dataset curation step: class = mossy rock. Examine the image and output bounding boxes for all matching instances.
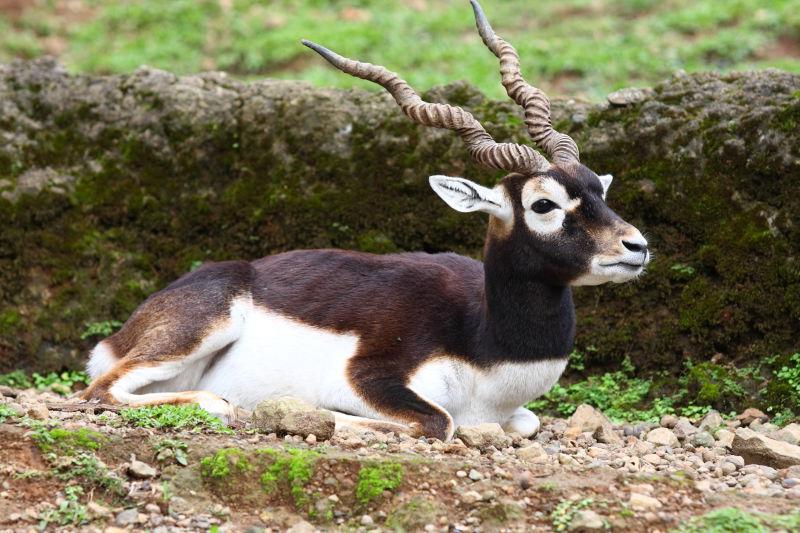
[0,60,798,405]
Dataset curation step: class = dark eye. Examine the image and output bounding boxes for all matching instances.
[531,199,558,214]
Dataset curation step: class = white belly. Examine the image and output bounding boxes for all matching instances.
[408,357,567,427]
[197,306,376,416]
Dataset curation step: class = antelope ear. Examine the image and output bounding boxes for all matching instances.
[429,175,511,221]
[598,174,613,199]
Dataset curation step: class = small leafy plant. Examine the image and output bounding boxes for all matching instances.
[355,462,404,504]
[551,498,594,532]
[38,486,88,529]
[0,403,18,423]
[120,404,232,433]
[80,320,123,340]
[154,438,189,466]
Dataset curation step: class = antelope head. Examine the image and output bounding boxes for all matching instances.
[304,0,649,287]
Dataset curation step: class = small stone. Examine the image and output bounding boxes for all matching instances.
[128,458,158,479]
[568,404,621,445]
[698,411,724,431]
[460,490,482,504]
[88,501,112,518]
[287,520,317,533]
[716,429,735,448]
[516,442,548,462]
[569,508,605,530]
[456,470,467,478]
[660,415,678,429]
[468,469,483,481]
[305,434,317,445]
[690,432,715,448]
[646,428,679,448]
[737,408,769,426]
[720,461,737,475]
[629,493,662,511]
[563,426,583,440]
[104,528,129,533]
[116,508,140,527]
[673,419,699,440]
[361,515,374,526]
[783,478,800,489]
[607,87,651,106]
[454,423,509,451]
[26,403,49,420]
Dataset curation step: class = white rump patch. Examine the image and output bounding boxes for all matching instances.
[521,178,581,235]
[86,341,117,379]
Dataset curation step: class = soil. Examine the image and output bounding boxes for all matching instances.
[1,390,799,532]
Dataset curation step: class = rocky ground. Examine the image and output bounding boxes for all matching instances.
[1,387,800,532]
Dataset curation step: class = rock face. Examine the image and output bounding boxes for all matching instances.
[252,397,335,440]
[732,428,800,469]
[1,60,798,409]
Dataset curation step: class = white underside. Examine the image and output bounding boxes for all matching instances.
[88,298,566,434]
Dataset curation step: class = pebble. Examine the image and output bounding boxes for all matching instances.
[115,508,140,527]
[646,428,679,448]
[468,469,483,481]
[629,492,662,511]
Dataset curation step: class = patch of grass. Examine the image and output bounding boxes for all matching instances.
[200,447,251,479]
[260,448,320,510]
[27,420,104,455]
[551,497,594,532]
[154,438,189,466]
[38,486,88,529]
[80,319,123,340]
[120,404,232,433]
[0,1,798,100]
[0,403,18,423]
[672,507,800,533]
[54,451,124,494]
[355,462,404,504]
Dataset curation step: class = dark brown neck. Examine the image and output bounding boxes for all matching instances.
[477,240,575,363]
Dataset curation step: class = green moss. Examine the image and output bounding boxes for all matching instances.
[355,462,404,504]
[200,448,251,479]
[259,448,320,511]
[29,424,105,455]
[683,362,746,410]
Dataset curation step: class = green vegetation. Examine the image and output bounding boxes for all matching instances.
[38,486,88,529]
[0,0,798,100]
[529,350,799,424]
[27,422,104,455]
[260,448,319,511]
[551,498,596,532]
[0,370,90,395]
[200,447,251,479]
[154,438,189,466]
[0,403,18,423]
[672,507,800,533]
[80,319,123,340]
[355,462,404,504]
[24,418,123,494]
[120,404,232,433]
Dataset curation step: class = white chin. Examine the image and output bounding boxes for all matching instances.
[571,264,644,286]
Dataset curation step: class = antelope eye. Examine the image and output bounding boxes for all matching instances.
[531,199,558,214]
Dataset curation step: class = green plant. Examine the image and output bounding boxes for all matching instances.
[120,404,232,433]
[0,404,18,423]
[672,507,800,533]
[54,452,123,494]
[260,448,320,510]
[0,370,32,388]
[200,448,251,479]
[80,319,123,339]
[154,438,189,466]
[776,353,800,398]
[38,486,88,529]
[27,421,104,455]
[551,498,594,532]
[355,462,404,504]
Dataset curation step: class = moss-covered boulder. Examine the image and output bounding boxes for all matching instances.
[0,59,797,375]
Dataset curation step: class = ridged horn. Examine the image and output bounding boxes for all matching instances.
[302,39,550,174]
[470,0,580,165]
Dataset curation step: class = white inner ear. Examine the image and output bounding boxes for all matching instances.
[599,174,613,200]
[429,175,511,222]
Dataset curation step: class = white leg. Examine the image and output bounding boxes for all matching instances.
[503,406,540,437]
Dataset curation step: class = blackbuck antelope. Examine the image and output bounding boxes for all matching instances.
[82,0,650,440]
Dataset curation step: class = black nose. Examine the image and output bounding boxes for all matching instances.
[622,240,648,254]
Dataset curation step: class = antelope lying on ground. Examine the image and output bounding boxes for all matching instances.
[82,0,649,440]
